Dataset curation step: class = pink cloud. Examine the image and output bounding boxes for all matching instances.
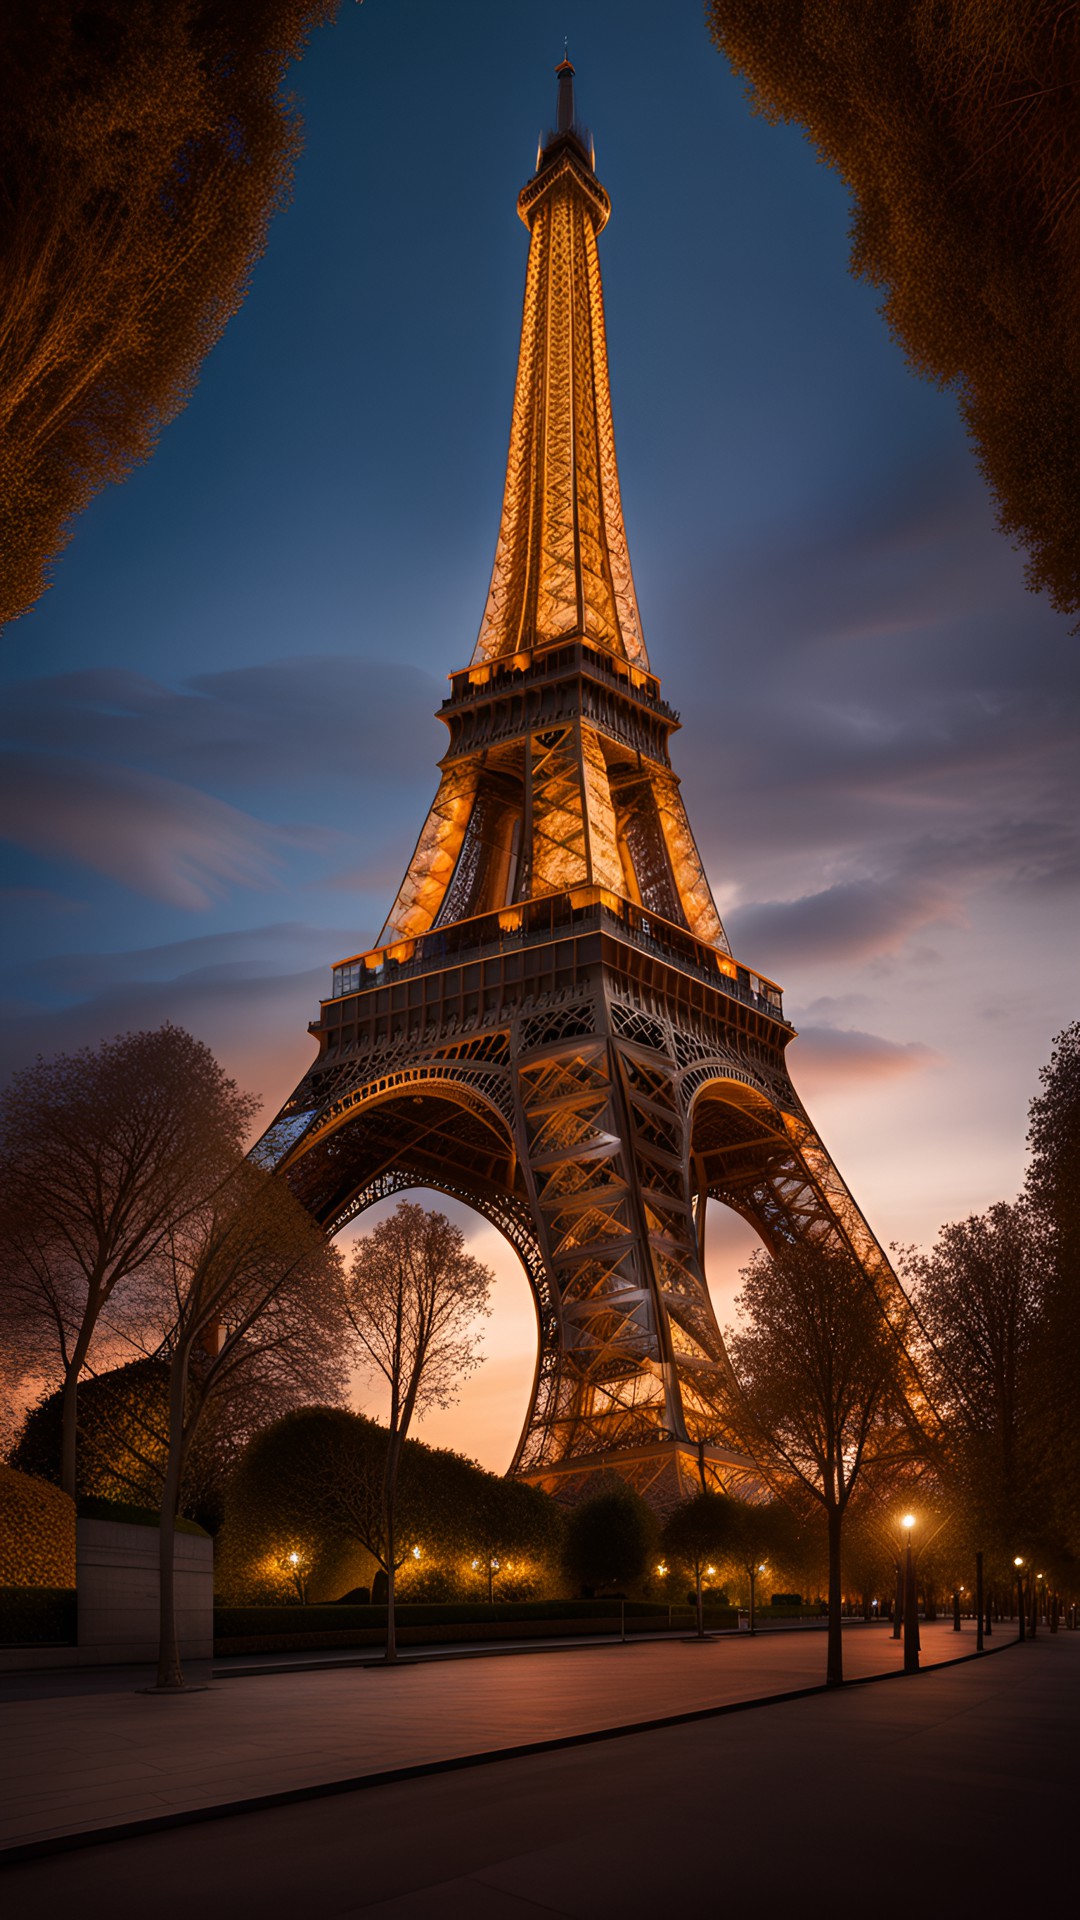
[788,1024,942,1093]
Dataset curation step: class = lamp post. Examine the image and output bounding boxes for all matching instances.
[748,1562,765,1636]
[1013,1557,1025,1641]
[1032,1573,1043,1640]
[901,1514,919,1673]
[975,1551,984,1653]
[284,1549,308,1606]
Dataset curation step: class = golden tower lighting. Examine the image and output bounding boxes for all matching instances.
[254,59,912,1506]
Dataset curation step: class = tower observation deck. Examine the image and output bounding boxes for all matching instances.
[254,61,910,1506]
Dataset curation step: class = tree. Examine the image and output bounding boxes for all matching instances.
[343,1201,492,1662]
[662,1491,733,1637]
[717,1494,794,1633]
[1027,1021,1080,1551]
[707,2,1080,624]
[0,1,340,629]
[1028,1023,1080,1268]
[727,1240,910,1685]
[0,1026,256,1498]
[149,1160,349,1688]
[562,1485,657,1598]
[899,1202,1052,1563]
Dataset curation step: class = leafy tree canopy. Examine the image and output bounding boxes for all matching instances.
[709,0,1080,623]
[0,0,339,628]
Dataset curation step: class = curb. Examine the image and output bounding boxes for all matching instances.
[0,1636,1021,1867]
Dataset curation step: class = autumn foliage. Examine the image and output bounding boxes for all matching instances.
[708,1,1080,623]
[0,1,339,629]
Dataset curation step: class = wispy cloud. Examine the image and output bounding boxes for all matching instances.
[728,874,956,971]
[788,1024,942,1092]
[1,657,442,796]
[0,756,322,910]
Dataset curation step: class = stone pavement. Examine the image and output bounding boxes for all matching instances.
[1,1631,1069,1918]
[0,1621,996,1856]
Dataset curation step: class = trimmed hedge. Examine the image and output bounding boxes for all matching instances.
[219,1598,684,1632]
[77,1495,208,1537]
[0,1585,76,1646]
[214,1598,739,1654]
[215,1407,564,1607]
[12,1358,169,1507]
[0,1465,75,1587]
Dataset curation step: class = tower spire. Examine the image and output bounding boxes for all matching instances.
[474,60,641,668]
[555,47,575,136]
[373,57,729,956]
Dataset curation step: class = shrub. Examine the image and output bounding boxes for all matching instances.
[562,1485,658,1595]
[76,1495,207,1537]
[12,1359,169,1508]
[0,1464,75,1587]
[215,1406,565,1605]
[0,1586,76,1645]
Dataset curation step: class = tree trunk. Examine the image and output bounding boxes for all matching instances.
[383,1430,402,1665]
[60,1364,80,1502]
[155,1348,190,1689]
[385,1558,397,1664]
[826,1505,843,1686]
[60,1315,97,1500]
[892,1562,903,1639]
[748,1566,756,1635]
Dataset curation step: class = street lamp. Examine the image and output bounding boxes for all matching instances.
[283,1548,308,1606]
[471,1555,499,1604]
[748,1562,766,1636]
[1013,1556,1025,1641]
[901,1514,919,1673]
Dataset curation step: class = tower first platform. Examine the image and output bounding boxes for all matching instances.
[255,62,908,1505]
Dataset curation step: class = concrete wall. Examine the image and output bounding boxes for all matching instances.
[75,1518,213,1665]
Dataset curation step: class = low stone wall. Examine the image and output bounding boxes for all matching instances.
[76,1517,213,1665]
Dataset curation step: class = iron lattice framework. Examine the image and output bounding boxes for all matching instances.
[256,62,913,1507]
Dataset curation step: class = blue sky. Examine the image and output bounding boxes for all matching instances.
[2,2,1076,1465]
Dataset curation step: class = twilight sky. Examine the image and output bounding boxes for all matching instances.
[2,2,1076,1468]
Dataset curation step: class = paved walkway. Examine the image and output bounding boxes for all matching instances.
[0,1621,998,1855]
[1,1632,1069,1917]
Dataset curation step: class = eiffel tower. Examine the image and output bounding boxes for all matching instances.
[256,59,906,1505]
